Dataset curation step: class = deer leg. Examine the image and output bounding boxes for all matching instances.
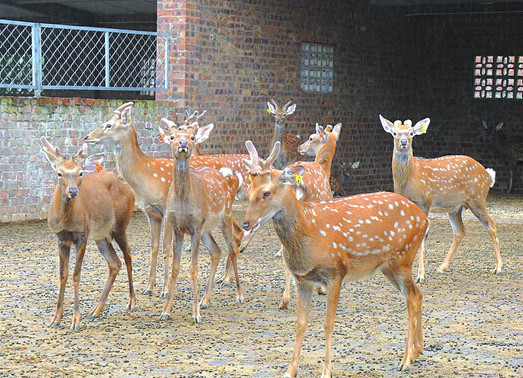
[284,283,313,378]
[400,275,423,370]
[90,239,122,319]
[468,201,502,274]
[508,163,514,193]
[416,238,427,283]
[113,234,136,311]
[160,230,184,320]
[322,278,342,378]
[71,238,87,331]
[218,217,243,285]
[199,233,221,309]
[50,240,70,327]
[222,216,244,303]
[143,215,162,295]
[280,263,292,310]
[438,207,465,273]
[160,219,173,298]
[189,233,201,323]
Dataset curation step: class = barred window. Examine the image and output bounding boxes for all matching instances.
[300,42,334,93]
[474,55,523,99]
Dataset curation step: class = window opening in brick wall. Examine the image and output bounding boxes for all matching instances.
[300,42,333,93]
[474,55,523,99]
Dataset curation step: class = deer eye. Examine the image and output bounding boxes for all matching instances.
[392,131,397,137]
[106,123,112,129]
[170,135,175,140]
[191,136,195,141]
[263,191,271,199]
[57,172,62,178]
[79,172,84,177]
[409,131,414,137]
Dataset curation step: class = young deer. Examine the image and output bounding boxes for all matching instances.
[159,122,244,323]
[380,115,502,281]
[242,141,428,377]
[159,109,208,156]
[85,102,248,296]
[267,99,300,169]
[41,137,136,330]
[481,120,523,193]
[330,161,360,197]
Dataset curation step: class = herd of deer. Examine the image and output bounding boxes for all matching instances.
[40,100,504,377]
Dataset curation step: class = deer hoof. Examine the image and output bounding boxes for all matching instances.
[279,301,288,310]
[199,301,209,309]
[159,313,172,320]
[142,288,153,295]
[70,323,81,331]
[415,276,424,284]
[160,291,169,298]
[192,315,201,324]
[49,321,60,328]
[492,267,502,275]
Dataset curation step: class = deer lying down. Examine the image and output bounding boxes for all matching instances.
[380,115,502,281]
[41,137,135,330]
[242,141,429,377]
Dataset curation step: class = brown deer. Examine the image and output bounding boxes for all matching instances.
[267,99,300,169]
[482,120,523,193]
[329,161,360,197]
[41,137,136,330]
[159,121,244,323]
[241,141,428,376]
[85,103,248,296]
[380,115,502,282]
[158,109,208,156]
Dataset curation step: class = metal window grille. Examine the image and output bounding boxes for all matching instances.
[0,19,169,97]
[474,55,523,99]
[300,42,334,93]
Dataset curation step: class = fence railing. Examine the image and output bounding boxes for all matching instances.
[0,19,169,96]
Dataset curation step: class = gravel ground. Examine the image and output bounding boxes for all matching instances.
[0,193,521,377]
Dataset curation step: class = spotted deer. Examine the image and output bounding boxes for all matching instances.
[330,161,360,197]
[41,137,136,330]
[267,99,300,169]
[159,122,244,323]
[158,109,208,156]
[85,103,248,297]
[242,141,428,377]
[380,115,502,282]
[481,120,523,193]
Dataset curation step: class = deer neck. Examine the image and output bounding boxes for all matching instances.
[48,186,83,231]
[392,148,414,193]
[314,134,337,178]
[272,189,308,254]
[173,157,193,199]
[114,124,148,187]
[271,121,284,149]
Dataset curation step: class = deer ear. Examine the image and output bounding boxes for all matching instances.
[331,123,342,140]
[281,165,307,199]
[267,102,276,114]
[195,123,214,144]
[413,118,430,135]
[121,106,132,126]
[482,120,488,129]
[83,153,105,172]
[73,143,89,165]
[286,103,296,115]
[495,122,504,131]
[379,115,395,135]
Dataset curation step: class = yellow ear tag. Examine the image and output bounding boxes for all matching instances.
[267,108,272,114]
[420,123,428,134]
[249,174,253,182]
[293,173,303,187]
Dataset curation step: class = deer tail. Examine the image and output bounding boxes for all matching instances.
[486,168,496,188]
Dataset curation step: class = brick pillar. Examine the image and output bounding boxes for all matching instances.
[157,0,200,108]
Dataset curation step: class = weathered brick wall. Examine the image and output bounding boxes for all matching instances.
[0,97,175,222]
[157,0,408,195]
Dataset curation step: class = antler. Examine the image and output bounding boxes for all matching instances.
[73,143,89,164]
[185,109,207,125]
[40,136,61,158]
[114,102,134,115]
[270,99,280,111]
[242,141,281,175]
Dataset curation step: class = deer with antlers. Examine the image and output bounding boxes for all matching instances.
[41,137,136,330]
[380,115,502,281]
[159,121,244,323]
[158,109,208,156]
[85,103,249,296]
[267,99,301,169]
[241,141,428,376]
[481,120,523,193]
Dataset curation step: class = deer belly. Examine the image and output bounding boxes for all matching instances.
[430,195,464,213]
[201,210,225,233]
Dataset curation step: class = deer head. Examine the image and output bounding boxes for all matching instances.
[481,120,504,141]
[41,137,103,200]
[159,119,214,161]
[267,99,296,123]
[298,123,342,156]
[380,115,430,153]
[241,141,305,237]
[85,102,134,144]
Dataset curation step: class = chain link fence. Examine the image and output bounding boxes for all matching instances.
[0,19,169,97]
